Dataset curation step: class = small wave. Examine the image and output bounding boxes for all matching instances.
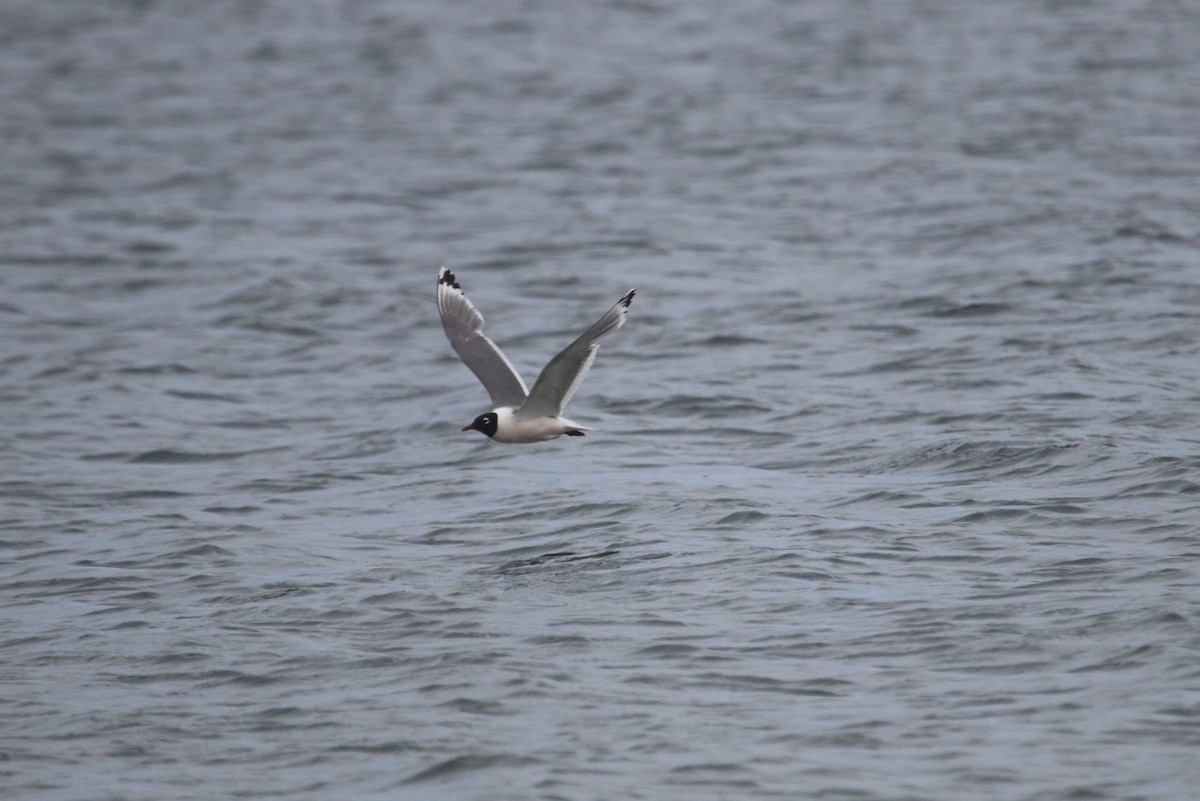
[498,548,620,571]
[404,753,541,784]
[129,447,284,464]
[878,440,1086,476]
[165,388,244,403]
[646,394,773,418]
[713,510,770,526]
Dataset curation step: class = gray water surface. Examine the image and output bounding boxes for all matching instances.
[3,1,1200,800]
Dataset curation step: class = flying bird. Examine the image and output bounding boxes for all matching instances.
[436,266,636,442]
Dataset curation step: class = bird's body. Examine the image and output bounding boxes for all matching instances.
[477,406,587,443]
[436,267,635,443]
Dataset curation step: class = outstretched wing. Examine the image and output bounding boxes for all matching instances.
[519,288,636,418]
[436,267,529,407]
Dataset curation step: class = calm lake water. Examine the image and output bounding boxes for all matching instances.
[3,1,1199,799]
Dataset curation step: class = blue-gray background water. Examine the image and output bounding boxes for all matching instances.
[3,1,1199,799]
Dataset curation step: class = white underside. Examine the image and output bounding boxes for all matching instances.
[491,406,589,443]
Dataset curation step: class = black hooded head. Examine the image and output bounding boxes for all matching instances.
[463,412,498,438]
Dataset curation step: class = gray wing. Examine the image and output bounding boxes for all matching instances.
[519,288,636,418]
[437,267,529,407]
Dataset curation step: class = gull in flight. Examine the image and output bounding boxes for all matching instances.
[437,266,636,442]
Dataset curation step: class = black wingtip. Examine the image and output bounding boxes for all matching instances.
[620,288,636,308]
[438,267,461,290]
